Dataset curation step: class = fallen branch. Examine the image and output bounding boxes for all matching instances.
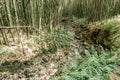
[0,26,30,29]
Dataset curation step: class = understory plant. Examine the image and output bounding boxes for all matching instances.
[35,27,73,53]
[102,20,120,48]
[60,49,120,80]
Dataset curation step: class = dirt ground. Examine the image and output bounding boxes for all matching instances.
[1,16,120,79]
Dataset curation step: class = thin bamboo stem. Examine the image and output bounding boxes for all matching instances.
[5,0,14,42]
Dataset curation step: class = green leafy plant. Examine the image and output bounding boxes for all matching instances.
[35,28,73,53]
[103,20,119,31]
[60,50,120,80]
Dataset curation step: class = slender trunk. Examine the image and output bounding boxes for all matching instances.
[5,0,14,42]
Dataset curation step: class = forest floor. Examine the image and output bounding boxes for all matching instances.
[0,16,120,80]
[0,31,74,80]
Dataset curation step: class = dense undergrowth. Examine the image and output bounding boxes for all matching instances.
[49,17,120,80]
[35,27,73,54]
[0,0,120,80]
[59,50,120,80]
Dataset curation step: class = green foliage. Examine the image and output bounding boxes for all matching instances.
[61,50,120,80]
[82,20,120,49]
[35,28,73,53]
[49,77,58,80]
[40,43,57,54]
[103,20,119,30]
[102,20,120,48]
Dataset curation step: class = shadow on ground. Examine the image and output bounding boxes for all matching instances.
[0,60,33,73]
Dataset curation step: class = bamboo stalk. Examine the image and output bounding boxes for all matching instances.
[0,30,8,44]
[30,0,35,28]
[1,0,120,31]
[13,0,20,42]
[13,0,19,26]
[5,0,14,42]
[5,0,12,27]
[0,4,8,44]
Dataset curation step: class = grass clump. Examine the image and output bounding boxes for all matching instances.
[103,20,119,30]
[60,50,120,80]
[35,28,73,53]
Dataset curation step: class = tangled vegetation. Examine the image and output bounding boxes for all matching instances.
[35,28,73,53]
[0,0,120,80]
[61,50,120,80]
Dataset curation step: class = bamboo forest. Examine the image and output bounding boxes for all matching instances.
[0,0,120,80]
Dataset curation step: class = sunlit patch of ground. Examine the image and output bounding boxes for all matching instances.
[0,33,36,61]
[110,72,120,80]
[0,32,71,80]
